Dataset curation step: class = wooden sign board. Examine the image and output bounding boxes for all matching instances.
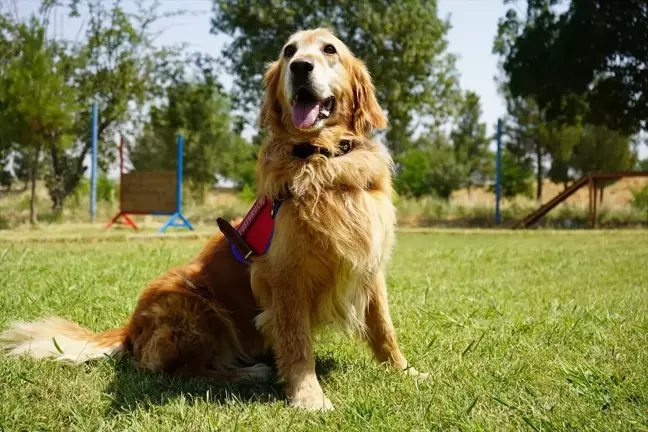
[121,171,177,214]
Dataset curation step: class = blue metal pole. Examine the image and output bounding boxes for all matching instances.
[90,102,98,223]
[176,134,183,214]
[495,118,502,226]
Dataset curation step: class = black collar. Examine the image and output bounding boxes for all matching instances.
[291,139,354,160]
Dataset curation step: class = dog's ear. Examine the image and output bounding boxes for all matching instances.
[350,58,388,135]
[259,61,282,130]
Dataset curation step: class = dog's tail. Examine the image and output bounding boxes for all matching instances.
[1,317,126,363]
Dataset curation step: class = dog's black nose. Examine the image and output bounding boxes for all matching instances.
[290,59,314,85]
[290,59,314,74]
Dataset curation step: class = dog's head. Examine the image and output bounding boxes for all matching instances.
[260,28,387,137]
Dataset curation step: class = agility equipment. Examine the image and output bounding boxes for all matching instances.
[105,134,194,233]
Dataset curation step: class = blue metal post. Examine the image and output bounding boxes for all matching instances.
[176,134,183,214]
[90,102,98,223]
[158,133,194,232]
[495,118,502,226]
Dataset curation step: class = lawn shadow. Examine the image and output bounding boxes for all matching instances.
[104,353,339,415]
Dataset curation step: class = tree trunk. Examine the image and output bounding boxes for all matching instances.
[51,192,64,213]
[599,186,604,204]
[46,144,90,214]
[29,144,41,225]
[47,145,66,214]
[535,143,543,203]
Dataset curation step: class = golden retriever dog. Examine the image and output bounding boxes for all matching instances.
[1,28,425,411]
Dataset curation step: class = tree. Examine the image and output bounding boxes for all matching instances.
[0,17,76,224]
[541,121,582,189]
[497,0,648,134]
[450,91,492,192]
[631,184,648,222]
[495,78,585,198]
[0,133,12,191]
[396,134,468,199]
[493,2,597,199]
[638,159,648,172]
[490,149,534,199]
[130,72,253,201]
[211,0,461,153]
[44,0,186,211]
[498,95,548,201]
[0,153,12,191]
[570,125,637,203]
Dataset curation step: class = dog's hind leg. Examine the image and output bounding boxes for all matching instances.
[127,288,271,382]
[364,271,428,378]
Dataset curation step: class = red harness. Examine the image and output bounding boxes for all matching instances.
[217,197,284,264]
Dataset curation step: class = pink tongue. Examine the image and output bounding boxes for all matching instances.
[291,101,320,129]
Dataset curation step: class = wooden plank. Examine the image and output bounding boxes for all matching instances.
[515,171,648,229]
[121,171,177,214]
[514,176,589,229]
[592,171,648,180]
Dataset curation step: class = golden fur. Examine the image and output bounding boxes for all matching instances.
[1,28,425,412]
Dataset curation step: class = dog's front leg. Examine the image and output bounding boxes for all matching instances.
[255,276,333,411]
[364,271,429,378]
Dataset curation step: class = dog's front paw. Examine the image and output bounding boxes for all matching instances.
[291,389,334,412]
[405,366,430,380]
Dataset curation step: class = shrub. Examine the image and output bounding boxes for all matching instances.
[631,184,648,220]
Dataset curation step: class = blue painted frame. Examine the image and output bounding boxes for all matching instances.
[159,134,195,233]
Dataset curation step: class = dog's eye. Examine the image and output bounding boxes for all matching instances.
[323,44,336,55]
[284,45,297,58]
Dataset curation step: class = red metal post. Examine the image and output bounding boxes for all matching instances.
[105,135,138,231]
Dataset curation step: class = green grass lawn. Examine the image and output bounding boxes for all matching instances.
[1,230,647,431]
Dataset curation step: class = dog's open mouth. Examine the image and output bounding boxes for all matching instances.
[291,88,335,129]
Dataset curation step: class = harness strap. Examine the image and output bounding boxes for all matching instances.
[217,198,284,265]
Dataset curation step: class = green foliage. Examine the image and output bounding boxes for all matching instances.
[42,0,187,211]
[96,172,115,203]
[451,91,492,186]
[0,19,76,143]
[570,125,637,177]
[237,183,257,203]
[0,148,13,190]
[543,123,582,186]
[211,0,461,153]
[496,96,546,199]
[570,125,637,199]
[130,70,254,200]
[637,159,648,172]
[496,0,648,134]
[0,167,12,190]
[491,149,534,199]
[631,184,648,220]
[0,15,77,221]
[396,135,469,199]
[395,149,433,198]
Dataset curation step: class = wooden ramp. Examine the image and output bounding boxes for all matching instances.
[513,171,648,229]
